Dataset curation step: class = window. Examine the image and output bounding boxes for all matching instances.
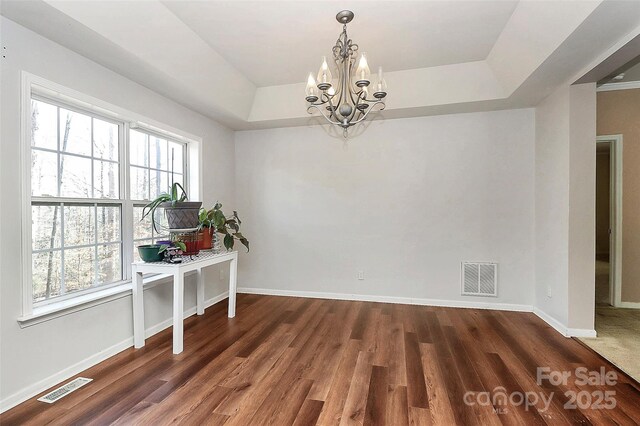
[31,98,123,303]
[29,94,189,306]
[129,129,187,262]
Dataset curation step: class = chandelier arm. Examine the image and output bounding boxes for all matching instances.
[334,60,343,101]
[346,90,364,123]
[325,91,341,122]
[335,85,344,108]
[352,108,363,123]
[348,101,386,125]
[337,50,348,107]
[341,59,349,105]
[307,104,341,126]
[309,96,329,107]
[346,59,359,106]
[332,56,345,109]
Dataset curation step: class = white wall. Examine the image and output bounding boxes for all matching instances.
[534,86,571,326]
[567,84,596,330]
[0,17,235,408]
[234,110,536,308]
[533,83,596,334]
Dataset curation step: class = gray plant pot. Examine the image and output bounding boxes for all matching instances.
[160,201,202,230]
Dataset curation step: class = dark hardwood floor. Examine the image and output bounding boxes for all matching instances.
[2,294,639,425]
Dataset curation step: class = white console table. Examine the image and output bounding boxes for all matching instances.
[132,250,238,354]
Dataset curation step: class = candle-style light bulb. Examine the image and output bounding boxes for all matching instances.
[327,86,336,96]
[305,72,318,102]
[355,53,371,86]
[374,66,387,98]
[306,73,317,95]
[316,56,333,90]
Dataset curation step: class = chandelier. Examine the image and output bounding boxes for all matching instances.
[305,10,387,138]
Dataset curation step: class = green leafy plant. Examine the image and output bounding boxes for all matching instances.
[142,182,188,232]
[202,202,249,252]
[198,207,215,229]
[158,241,187,254]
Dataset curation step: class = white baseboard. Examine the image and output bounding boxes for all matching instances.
[533,308,597,338]
[241,287,602,338]
[0,293,228,414]
[533,308,568,336]
[0,337,133,415]
[567,328,598,338]
[238,287,533,312]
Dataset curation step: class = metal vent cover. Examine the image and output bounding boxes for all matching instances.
[462,262,497,297]
[38,377,92,403]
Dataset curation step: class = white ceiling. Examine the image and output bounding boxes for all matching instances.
[162,1,518,87]
[3,0,640,130]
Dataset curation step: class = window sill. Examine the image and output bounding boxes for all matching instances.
[17,271,194,328]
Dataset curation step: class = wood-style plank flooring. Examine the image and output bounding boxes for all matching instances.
[2,295,640,425]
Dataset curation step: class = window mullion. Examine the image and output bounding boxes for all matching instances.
[57,106,61,197]
[91,117,95,199]
[183,144,188,196]
[60,202,66,296]
[94,203,99,287]
[122,122,133,281]
[147,134,151,200]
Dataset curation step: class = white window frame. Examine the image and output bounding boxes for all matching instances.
[129,127,189,260]
[30,95,127,306]
[20,72,203,321]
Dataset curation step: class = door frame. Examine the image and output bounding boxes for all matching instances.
[596,135,623,307]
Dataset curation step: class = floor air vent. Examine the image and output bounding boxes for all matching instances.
[462,262,497,297]
[38,377,92,403]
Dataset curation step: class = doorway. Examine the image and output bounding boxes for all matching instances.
[595,141,612,306]
[582,134,640,382]
[595,135,622,308]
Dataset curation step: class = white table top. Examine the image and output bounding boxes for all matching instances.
[133,250,237,269]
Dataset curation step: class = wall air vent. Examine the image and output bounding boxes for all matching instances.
[37,377,92,403]
[462,262,497,297]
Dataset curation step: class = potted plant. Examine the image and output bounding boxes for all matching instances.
[197,207,216,250]
[137,244,164,262]
[142,182,202,232]
[207,202,250,252]
[137,240,186,263]
[158,240,187,263]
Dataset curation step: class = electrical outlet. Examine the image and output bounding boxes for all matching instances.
[220,269,225,281]
[547,286,552,298]
[357,270,364,280]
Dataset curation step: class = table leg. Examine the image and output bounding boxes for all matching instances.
[228,255,237,318]
[173,271,184,354]
[133,269,145,348]
[196,268,204,315]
